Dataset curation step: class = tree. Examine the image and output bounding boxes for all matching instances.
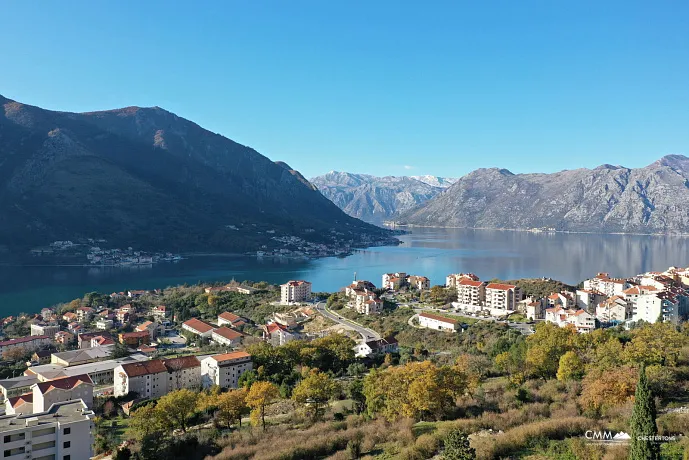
[623,323,685,366]
[579,366,638,415]
[216,388,249,428]
[292,369,340,421]
[629,365,660,460]
[347,378,367,414]
[246,381,279,430]
[442,429,476,459]
[2,347,30,363]
[525,322,577,379]
[155,389,199,433]
[556,351,584,381]
[130,404,167,441]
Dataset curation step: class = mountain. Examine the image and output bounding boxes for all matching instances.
[397,156,689,234]
[310,172,456,224]
[0,96,396,256]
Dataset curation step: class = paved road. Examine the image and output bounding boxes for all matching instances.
[315,302,381,342]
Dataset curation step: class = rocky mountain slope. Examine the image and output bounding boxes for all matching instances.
[397,156,689,234]
[310,172,456,223]
[0,96,396,255]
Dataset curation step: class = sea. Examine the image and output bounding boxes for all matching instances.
[1,227,689,317]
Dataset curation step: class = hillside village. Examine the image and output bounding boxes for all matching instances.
[0,266,689,459]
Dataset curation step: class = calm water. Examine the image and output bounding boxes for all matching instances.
[1,227,689,317]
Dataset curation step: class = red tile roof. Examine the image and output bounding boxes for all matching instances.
[486,283,517,291]
[212,326,244,341]
[211,351,251,363]
[35,374,93,394]
[419,312,458,324]
[120,331,150,339]
[162,355,200,371]
[219,312,241,323]
[183,318,215,334]
[8,393,33,408]
[120,360,167,377]
[0,335,49,347]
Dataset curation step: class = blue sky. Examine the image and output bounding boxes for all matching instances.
[1,1,688,178]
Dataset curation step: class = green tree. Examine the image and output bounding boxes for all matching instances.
[216,388,249,428]
[526,322,577,379]
[556,351,584,381]
[156,389,199,433]
[629,365,660,460]
[442,429,476,459]
[129,404,167,440]
[246,381,279,430]
[291,369,340,421]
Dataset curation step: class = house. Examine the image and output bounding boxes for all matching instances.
[182,318,216,338]
[211,326,244,347]
[32,374,94,413]
[485,283,522,314]
[201,352,253,389]
[217,312,245,328]
[228,285,257,295]
[632,292,679,324]
[162,356,202,391]
[0,376,39,404]
[0,336,51,356]
[96,318,114,330]
[31,349,53,365]
[518,298,545,320]
[446,273,480,289]
[4,393,33,415]
[354,336,399,358]
[407,275,430,291]
[263,322,296,346]
[345,280,377,296]
[30,323,59,337]
[545,308,596,332]
[382,273,407,290]
[128,290,147,298]
[152,305,168,319]
[547,292,575,309]
[575,290,607,311]
[135,320,162,340]
[76,307,95,322]
[78,331,112,349]
[55,330,74,345]
[91,334,115,347]
[62,312,77,322]
[596,296,631,323]
[68,322,82,334]
[114,360,168,398]
[418,312,459,332]
[358,297,384,315]
[455,278,486,310]
[119,331,151,347]
[0,399,95,460]
[280,280,312,304]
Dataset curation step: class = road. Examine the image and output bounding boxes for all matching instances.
[315,302,381,342]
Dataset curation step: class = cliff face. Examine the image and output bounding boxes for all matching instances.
[0,96,394,253]
[311,171,456,224]
[397,156,689,234]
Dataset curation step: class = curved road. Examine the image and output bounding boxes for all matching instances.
[315,302,381,342]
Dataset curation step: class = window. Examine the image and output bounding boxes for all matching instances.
[64,456,71,460]
[63,441,71,448]
[64,427,71,435]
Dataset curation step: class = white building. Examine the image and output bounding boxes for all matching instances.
[575,289,607,311]
[32,374,94,413]
[0,336,51,356]
[596,296,631,322]
[446,273,480,289]
[545,308,596,333]
[201,352,253,389]
[182,318,216,338]
[280,280,312,304]
[211,326,244,347]
[455,278,486,310]
[217,311,244,327]
[354,337,399,358]
[519,298,545,320]
[263,322,296,346]
[407,275,430,291]
[632,293,679,324]
[418,312,459,332]
[547,292,575,309]
[485,283,521,314]
[30,323,59,337]
[162,356,202,391]
[96,318,114,330]
[0,376,39,404]
[0,400,94,460]
[114,359,169,398]
[583,273,628,297]
[382,273,407,290]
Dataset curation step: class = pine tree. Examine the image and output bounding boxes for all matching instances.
[442,429,476,460]
[629,365,660,460]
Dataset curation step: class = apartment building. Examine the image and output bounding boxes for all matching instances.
[575,290,607,311]
[114,360,168,398]
[0,400,94,460]
[280,280,312,304]
[485,283,521,313]
[0,336,51,356]
[595,296,631,322]
[211,326,244,347]
[28,354,150,385]
[547,292,575,309]
[30,323,59,337]
[455,278,486,309]
[632,293,679,324]
[262,322,296,346]
[0,376,39,404]
[96,318,114,330]
[54,331,74,346]
[181,318,216,338]
[446,273,480,289]
[32,375,94,413]
[163,356,202,391]
[382,272,407,290]
[418,312,459,332]
[119,331,151,347]
[201,352,253,389]
[545,308,596,333]
[135,321,162,340]
[407,275,430,291]
[583,273,628,297]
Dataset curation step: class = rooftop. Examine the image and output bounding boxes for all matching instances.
[27,353,149,380]
[182,318,215,334]
[51,345,114,364]
[34,374,93,394]
[486,283,517,291]
[209,351,252,364]
[0,400,93,434]
[0,376,39,391]
[419,312,458,324]
[212,326,244,341]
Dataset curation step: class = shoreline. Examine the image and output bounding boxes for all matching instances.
[386,224,689,238]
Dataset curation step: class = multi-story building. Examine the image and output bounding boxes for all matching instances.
[345,280,376,297]
[518,297,545,320]
[547,292,575,309]
[119,331,151,347]
[30,323,59,337]
[262,322,296,346]
[354,336,399,358]
[280,280,312,304]
[54,331,74,345]
[211,326,244,347]
[418,312,459,332]
[217,312,244,328]
[455,278,486,310]
[96,318,114,330]
[0,400,95,460]
[201,352,253,389]
[0,376,39,405]
[32,374,94,413]
[596,296,631,323]
[583,273,629,297]
[114,360,168,398]
[545,308,596,333]
[28,354,150,386]
[382,273,407,290]
[181,318,216,338]
[407,275,430,291]
[357,297,384,315]
[485,283,521,313]
[575,289,607,312]
[0,336,51,356]
[135,321,162,340]
[445,273,479,289]
[632,293,679,324]
[162,356,202,391]
[76,307,95,323]
[51,346,115,367]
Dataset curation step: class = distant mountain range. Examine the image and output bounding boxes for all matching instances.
[0,96,396,256]
[397,155,689,234]
[310,172,456,224]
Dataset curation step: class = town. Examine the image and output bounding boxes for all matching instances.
[1,265,689,459]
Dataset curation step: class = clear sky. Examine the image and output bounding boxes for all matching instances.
[1,1,688,178]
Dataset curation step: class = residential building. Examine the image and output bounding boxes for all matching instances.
[632,293,679,324]
[152,305,168,320]
[518,298,545,320]
[91,335,115,347]
[547,292,575,309]
[27,354,150,385]
[4,393,33,415]
[162,356,202,391]
[114,360,168,398]
[217,312,245,328]
[96,318,114,330]
[262,322,296,346]
[32,374,94,413]
[382,272,407,290]
[0,376,39,404]
[485,283,521,313]
[31,349,53,365]
[357,297,384,315]
[583,273,629,297]
[545,308,596,333]
[119,331,151,347]
[446,273,480,289]
[135,321,162,340]
[596,296,631,323]
[211,326,244,347]
[0,336,51,356]
[418,312,459,332]
[575,289,607,311]
[51,346,114,367]
[181,318,216,338]
[54,331,74,345]
[280,280,312,304]
[0,400,95,460]
[455,278,486,309]
[78,332,109,349]
[407,275,430,290]
[345,280,376,296]
[62,312,77,322]
[76,307,95,323]
[201,352,253,389]
[30,323,59,337]
[354,336,399,358]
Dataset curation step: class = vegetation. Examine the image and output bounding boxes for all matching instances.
[629,365,660,460]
